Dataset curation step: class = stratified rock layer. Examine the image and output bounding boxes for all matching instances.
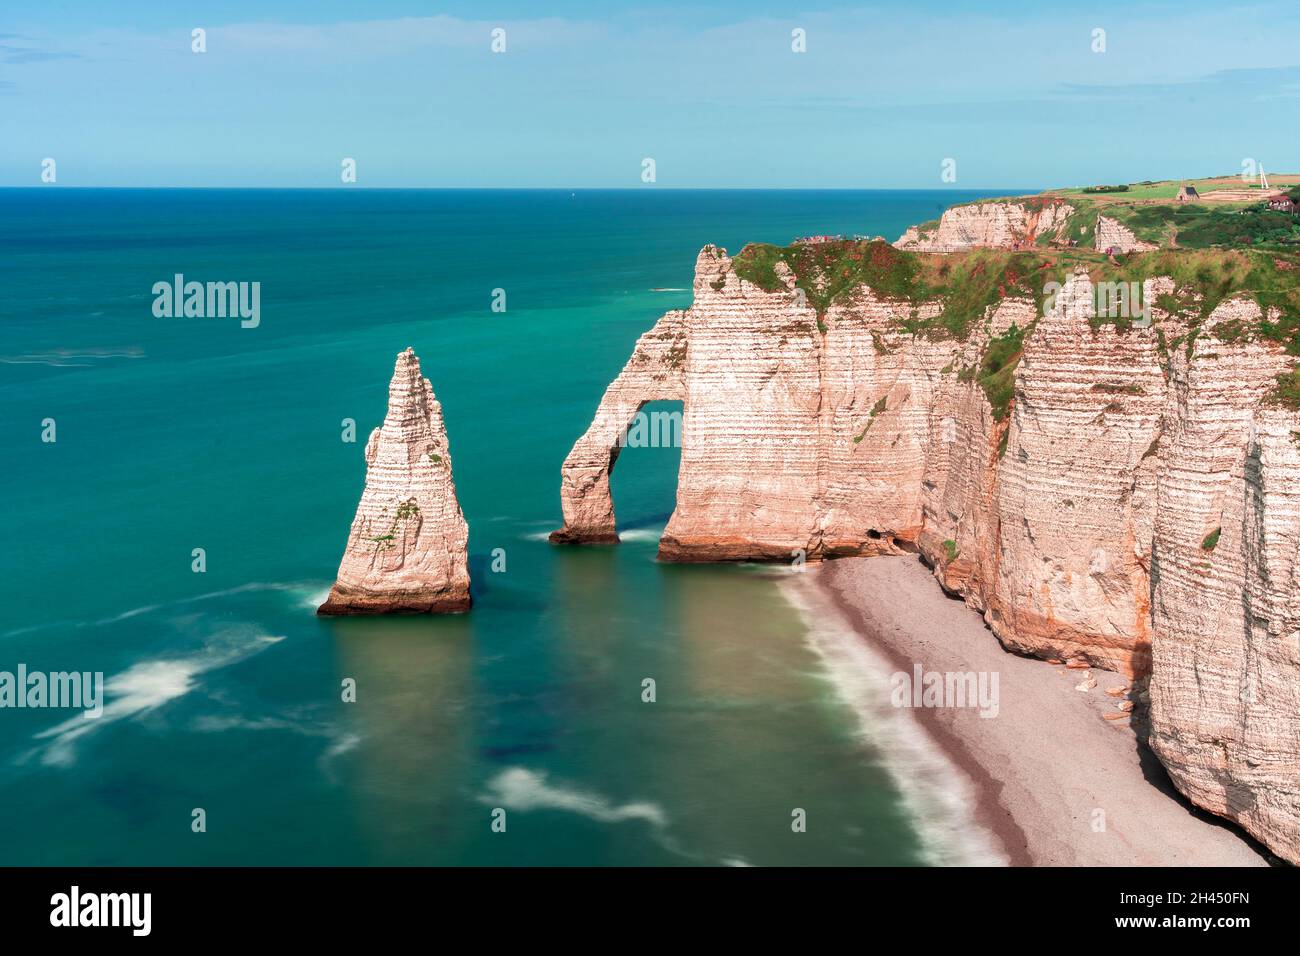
[554,246,1300,862]
[895,200,1075,251]
[550,311,687,543]
[319,348,471,614]
[1147,310,1299,863]
[893,200,1159,257]
[1095,215,1158,254]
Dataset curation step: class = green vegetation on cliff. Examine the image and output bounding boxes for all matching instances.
[732,239,1055,339]
[732,239,924,313]
[726,235,1300,412]
[1271,366,1300,410]
[953,175,1300,249]
[1106,203,1300,248]
[978,323,1030,421]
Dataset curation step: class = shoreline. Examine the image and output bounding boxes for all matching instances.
[796,554,1269,867]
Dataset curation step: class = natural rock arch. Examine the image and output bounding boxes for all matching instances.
[549,309,688,543]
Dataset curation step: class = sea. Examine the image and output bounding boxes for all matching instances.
[0,188,1012,865]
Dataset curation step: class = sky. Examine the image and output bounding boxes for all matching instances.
[1,0,1298,188]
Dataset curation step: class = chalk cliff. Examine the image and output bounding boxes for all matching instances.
[553,238,1300,862]
[1147,312,1299,864]
[319,348,471,614]
[895,200,1164,256]
[1095,215,1158,254]
[550,311,687,543]
[895,199,1075,251]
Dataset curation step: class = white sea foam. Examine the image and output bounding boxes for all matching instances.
[94,603,163,625]
[187,581,330,605]
[778,575,1008,867]
[26,625,284,768]
[192,711,360,780]
[0,580,334,637]
[321,732,361,762]
[298,587,331,610]
[0,347,144,368]
[479,767,668,828]
[194,715,295,733]
[525,527,661,543]
[523,524,663,543]
[316,731,363,782]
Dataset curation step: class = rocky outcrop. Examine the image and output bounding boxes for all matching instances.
[550,310,687,543]
[895,200,1074,251]
[319,348,471,614]
[553,242,1300,861]
[1095,215,1157,254]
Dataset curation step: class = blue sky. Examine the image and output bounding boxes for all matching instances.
[1,0,1297,188]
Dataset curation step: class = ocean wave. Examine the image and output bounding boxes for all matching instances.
[523,527,661,543]
[186,581,331,607]
[315,732,362,784]
[1,580,333,639]
[192,711,360,780]
[479,767,668,828]
[0,347,145,367]
[778,575,1008,867]
[88,581,320,627]
[25,625,285,768]
[616,528,662,543]
[298,587,331,610]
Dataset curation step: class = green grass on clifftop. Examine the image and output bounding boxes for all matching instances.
[731,239,924,314]
[731,239,1055,339]
[958,176,1300,249]
[1107,203,1300,248]
[728,237,1300,411]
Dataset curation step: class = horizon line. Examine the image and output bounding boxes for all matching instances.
[0,184,1046,193]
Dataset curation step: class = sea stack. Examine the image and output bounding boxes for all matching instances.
[318,348,471,615]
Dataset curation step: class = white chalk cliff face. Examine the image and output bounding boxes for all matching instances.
[320,348,471,614]
[1148,312,1299,863]
[895,200,1075,251]
[1095,215,1157,253]
[549,311,687,543]
[553,244,1300,863]
[894,200,1160,256]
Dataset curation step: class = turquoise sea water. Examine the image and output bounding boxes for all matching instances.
[0,188,1007,865]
